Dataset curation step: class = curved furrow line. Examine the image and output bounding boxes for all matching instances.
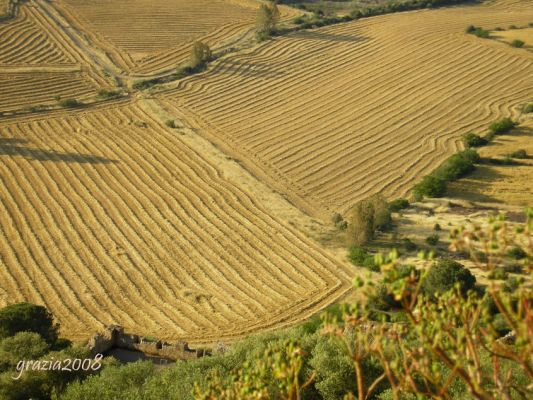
[312,74,532,204]
[285,50,529,186]
[86,110,287,318]
[241,39,492,158]
[332,85,532,209]
[161,100,352,283]
[179,32,449,123]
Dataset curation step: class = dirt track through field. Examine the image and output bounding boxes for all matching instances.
[0,101,352,343]
[164,0,533,217]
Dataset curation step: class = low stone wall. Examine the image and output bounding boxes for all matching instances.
[88,325,207,361]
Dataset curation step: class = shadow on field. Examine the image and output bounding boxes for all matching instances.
[0,137,117,164]
[447,165,506,204]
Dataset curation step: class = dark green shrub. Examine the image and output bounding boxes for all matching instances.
[347,246,378,271]
[489,118,516,135]
[509,149,527,159]
[57,98,82,108]
[413,175,447,200]
[487,267,508,280]
[510,39,525,48]
[332,213,343,224]
[433,150,479,181]
[523,103,533,113]
[0,303,58,344]
[422,259,476,296]
[508,25,517,29]
[402,238,417,252]
[466,26,489,38]
[433,223,441,231]
[507,246,527,259]
[425,234,440,246]
[462,132,488,148]
[165,120,177,128]
[97,89,121,99]
[348,246,368,264]
[389,198,410,212]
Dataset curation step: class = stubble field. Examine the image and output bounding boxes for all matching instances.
[0,0,531,344]
[165,0,533,217]
[0,101,352,343]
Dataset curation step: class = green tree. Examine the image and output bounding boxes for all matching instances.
[0,303,58,344]
[347,194,391,246]
[422,259,476,296]
[256,1,280,40]
[190,41,212,70]
[0,332,49,372]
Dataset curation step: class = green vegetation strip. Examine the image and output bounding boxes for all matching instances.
[413,117,517,200]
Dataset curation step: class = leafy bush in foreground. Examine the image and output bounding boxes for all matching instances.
[52,213,533,400]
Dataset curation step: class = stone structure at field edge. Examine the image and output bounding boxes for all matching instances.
[87,325,207,360]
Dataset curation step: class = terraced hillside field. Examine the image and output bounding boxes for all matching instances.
[0,2,103,114]
[164,0,533,217]
[0,101,352,343]
[0,71,99,112]
[55,0,264,74]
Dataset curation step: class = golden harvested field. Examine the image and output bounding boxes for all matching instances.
[56,0,279,74]
[1,0,532,345]
[0,101,352,343]
[0,71,98,112]
[0,2,105,114]
[165,0,533,217]
[0,5,75,65]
